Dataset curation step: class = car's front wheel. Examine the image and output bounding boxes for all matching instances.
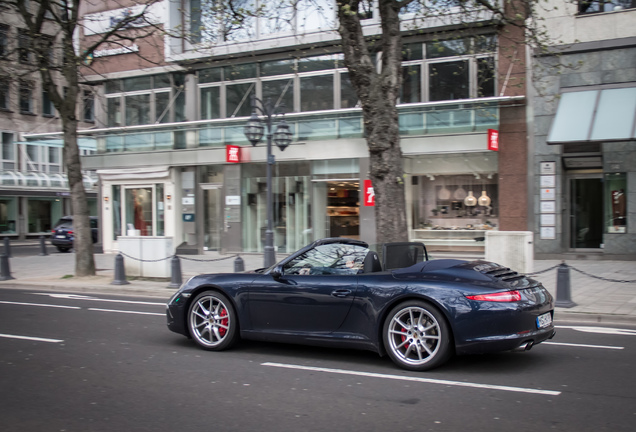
[188,291,238,351]
[383,300,452,371]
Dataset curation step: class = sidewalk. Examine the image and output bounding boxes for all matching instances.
[1,251,635,324]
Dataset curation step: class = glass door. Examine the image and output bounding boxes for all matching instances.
[569,177,603,249]
[203,186,222,251]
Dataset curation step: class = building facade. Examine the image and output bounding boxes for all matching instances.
[532,1,636,259]
[0,6,98,240]
[21,1,538,256]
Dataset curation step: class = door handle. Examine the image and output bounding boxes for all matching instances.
[331,289,352,298]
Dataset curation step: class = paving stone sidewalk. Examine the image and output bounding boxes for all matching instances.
[1,251,635,324]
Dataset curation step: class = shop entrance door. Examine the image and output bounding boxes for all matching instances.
[569,177,603,249]
[326,181,360,239]
[203,185,222,251]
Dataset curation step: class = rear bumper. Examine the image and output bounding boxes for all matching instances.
[455,325,556,355]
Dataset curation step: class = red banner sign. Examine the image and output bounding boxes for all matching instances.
[488,129,499,151]
[226,145,241,163]
[363,179,375,207]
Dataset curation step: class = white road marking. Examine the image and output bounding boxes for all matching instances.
[0,333,63,343]
[87,308,164,316]
[33,293,165,306]
[261,362,561,396]
[556,325,636,336]
[543,342,624,350]
[0,300,80,309]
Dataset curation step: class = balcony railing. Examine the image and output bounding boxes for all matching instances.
[23,97,521,154]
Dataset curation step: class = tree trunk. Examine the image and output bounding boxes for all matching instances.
[337,0,408,245]
[62,107,96,277]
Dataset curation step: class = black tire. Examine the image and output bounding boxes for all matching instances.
[56,246,70,253]
[187,291,238,351]
[382,300,452,371]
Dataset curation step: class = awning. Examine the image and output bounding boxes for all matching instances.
[547,87,636,144]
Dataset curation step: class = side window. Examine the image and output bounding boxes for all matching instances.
[283,244,368,275]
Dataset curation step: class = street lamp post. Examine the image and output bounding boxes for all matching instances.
[243,97,292,268]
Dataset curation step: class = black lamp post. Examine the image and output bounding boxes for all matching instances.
[243,97,292,268]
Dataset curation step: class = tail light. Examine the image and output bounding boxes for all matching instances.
[466,290,522,302]
[67,230,73,235]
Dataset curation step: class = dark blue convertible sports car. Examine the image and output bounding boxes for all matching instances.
[166,238,555,371]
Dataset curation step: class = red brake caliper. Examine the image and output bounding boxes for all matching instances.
[401,322,410,349]
[219,308,228,336]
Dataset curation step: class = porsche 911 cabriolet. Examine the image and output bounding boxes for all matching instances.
[166,238,555,371]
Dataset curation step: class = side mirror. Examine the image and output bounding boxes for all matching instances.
[270,266,283,279]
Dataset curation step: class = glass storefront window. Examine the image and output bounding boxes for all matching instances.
[0,197,18,233]
[411,173,498,252]
[112,185,121,240]
[242,162,312,253]
[125,187,153,236]
[605,173,627,233]
[27,197,63,234]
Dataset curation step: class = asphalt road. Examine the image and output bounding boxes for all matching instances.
[1,287,635,432]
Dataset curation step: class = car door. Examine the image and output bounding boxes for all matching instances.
[249,273,358,333]
[248,243,368,334]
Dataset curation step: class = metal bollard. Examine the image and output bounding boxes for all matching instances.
[111,253,130,285]
[38,235,48,256]
[167,256,183,289]
[0,254,14,281]
[234,255,244,273]
[3,237,11,258]
[555,262,576,308]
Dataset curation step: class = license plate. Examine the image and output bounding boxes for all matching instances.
[56,235,66,239]
[536,312,552,329]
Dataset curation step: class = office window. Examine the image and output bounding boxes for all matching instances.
[42,89,54,116]
[0,24,8,59]
[401,65,422,104]
[106,74,185,126]
[262,78,294,113]
[300,75,334,112]
[201,86,221,119]
[83,90,94,122]
[2,132,15,170]
[578,1,635,14]
[18,30,32,64]
[0,79,9,110]
[19,81,34,113]
[226,82,254,117]
[429,61,469,101]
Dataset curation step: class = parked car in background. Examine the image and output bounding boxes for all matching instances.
[50,216,99,252]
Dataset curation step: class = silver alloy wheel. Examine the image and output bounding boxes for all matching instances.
[386,306,441,367]
[189,293,232,348]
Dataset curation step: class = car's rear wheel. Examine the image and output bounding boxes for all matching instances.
[188,291,238,351]
[56,246,70,253]
[383,300,452,371]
